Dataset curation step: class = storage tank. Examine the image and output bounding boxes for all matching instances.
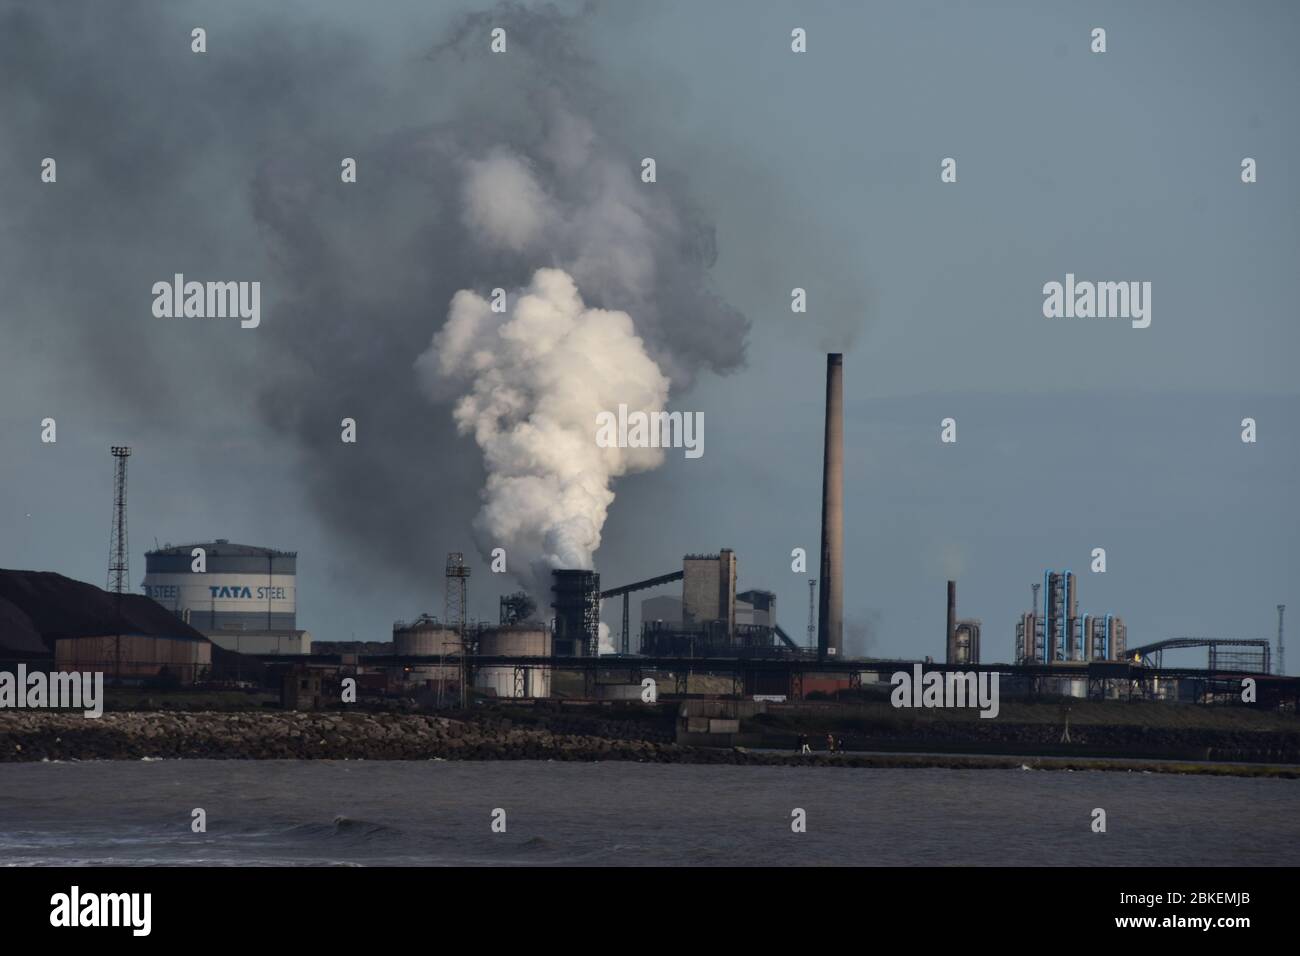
[143,540,297,632]
[393,615,460,686]
[475,626,552,698]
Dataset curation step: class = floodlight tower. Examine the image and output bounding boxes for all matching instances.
[445,553,471,708]
[107,446,132,683]
[107,446,132,595]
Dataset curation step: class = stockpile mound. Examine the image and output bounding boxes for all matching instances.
[0,569,251,677]
[0,570,205,645]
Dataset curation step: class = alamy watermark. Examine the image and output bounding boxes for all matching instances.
[890,664,999,719]
[151,274,261,329]
[0,666,103,718]
[1042,273,1151,329]
[50,886,151,936]
[595,404,703,459]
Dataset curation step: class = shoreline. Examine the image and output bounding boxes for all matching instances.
[3,710,1298,778]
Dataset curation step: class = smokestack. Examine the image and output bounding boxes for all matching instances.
[946,580,957,663]
[817,353,844,659]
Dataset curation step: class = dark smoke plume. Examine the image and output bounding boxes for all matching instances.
[0,1,748,594]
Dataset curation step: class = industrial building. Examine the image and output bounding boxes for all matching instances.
[636,552,794,657]
[640,595,682,627]
[682,550,737,635]
[736,589,776,628]
[143,540,311,655]
[1015,570,1127,663]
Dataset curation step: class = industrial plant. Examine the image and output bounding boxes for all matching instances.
[1,355,1295,715]
[1014,571,1128,664]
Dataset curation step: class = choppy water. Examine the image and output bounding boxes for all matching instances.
[1,760,1297,866]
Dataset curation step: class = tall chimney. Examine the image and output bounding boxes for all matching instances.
[817,353,844,658]
[946,580,957,663]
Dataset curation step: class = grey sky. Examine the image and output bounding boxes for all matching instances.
[1,0,1296,667]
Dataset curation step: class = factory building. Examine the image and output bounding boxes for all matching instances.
[640,595,682,627]
[143,540,310,654]
[56,633,210,683]
[1015,570,1127,663]
[641,619,777,656]
[682,550,737,637]
[736,589,776,628]
[639,551,780,657]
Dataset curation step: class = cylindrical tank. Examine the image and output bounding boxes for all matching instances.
[142,539,297,636]
[394,618,460,656]
[393,616,460,686]
[474,626,552,698]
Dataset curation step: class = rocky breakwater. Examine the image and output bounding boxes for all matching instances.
[840,719,1300,763]
[3,711,1297,776]
[0,711,699,763]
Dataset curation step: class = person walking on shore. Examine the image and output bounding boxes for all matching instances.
[798,733,811,755]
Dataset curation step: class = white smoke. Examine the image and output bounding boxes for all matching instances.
[416,267,670,594]
[409,92,741,602]
[460,148,557,253]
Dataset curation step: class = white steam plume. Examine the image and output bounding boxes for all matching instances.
[416,268,670,595]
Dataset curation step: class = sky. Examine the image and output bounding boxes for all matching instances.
[1,0,1297,669]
